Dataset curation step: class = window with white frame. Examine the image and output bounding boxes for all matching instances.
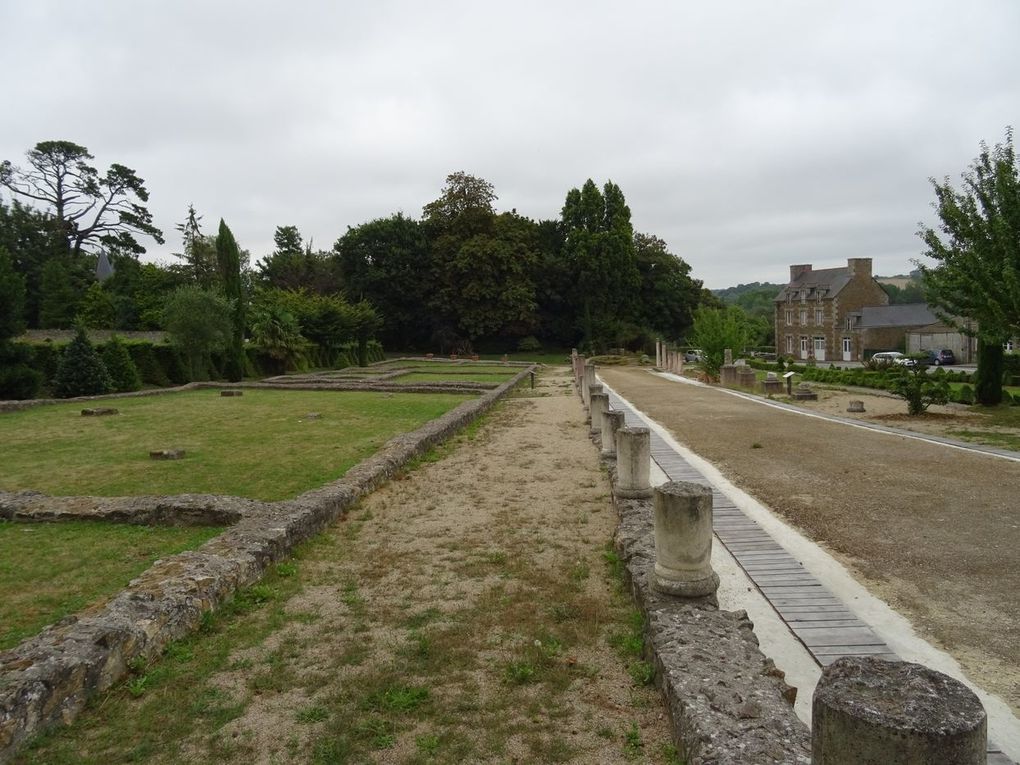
[815,308,824,324]
[814,336,825,353]
[785,309,793,325]
[845,316,854,331]
[799,309,808,325]
[786,335,794,353]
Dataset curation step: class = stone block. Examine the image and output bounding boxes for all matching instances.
[81,408,119,416]
[220,390,244,397]
[149,449,185,460]
[847,400,865,412]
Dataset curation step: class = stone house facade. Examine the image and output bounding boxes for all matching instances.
[774,258,888,362]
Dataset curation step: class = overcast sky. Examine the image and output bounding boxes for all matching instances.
[2,1,1017,289]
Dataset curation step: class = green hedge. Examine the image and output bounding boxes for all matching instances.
[747,358,981,404]
[4,338,386,399]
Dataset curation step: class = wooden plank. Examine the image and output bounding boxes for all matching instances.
[769,596,844,607]
[787,619,865,629]
[794,627,888,647]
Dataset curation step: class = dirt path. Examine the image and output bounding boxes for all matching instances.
[599,367,1020,716]
[170,367,677,764]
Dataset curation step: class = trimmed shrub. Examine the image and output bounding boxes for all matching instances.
[0,342,43,400]
[101,336,142,393]
[957,385,974,405]
[152,344,189,385]
[517,335,542,352]
[126,342,171,387]
[52,326,112,398]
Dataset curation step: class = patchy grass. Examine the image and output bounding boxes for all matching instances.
[14,544,314,765]
[18,381,675,764]
[0,389,472,500]
[0,521,223,650]
[946,428,1020,450]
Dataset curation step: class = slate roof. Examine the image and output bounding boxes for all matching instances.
[774,266,852,301]
[858,303,938,328]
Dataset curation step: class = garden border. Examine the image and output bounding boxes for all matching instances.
[0,365,535,761]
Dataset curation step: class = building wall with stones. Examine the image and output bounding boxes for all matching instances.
[775,258,889,362]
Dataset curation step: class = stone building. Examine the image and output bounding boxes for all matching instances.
[774,258,888,362]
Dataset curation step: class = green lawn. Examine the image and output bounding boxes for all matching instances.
[0,521,223,650]
[375,361,523,374]
[394,371,516,384]
[0,389,472,501]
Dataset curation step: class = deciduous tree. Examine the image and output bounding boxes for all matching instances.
[561,180,641,351]
[689,306,750,378]
[918,128,1020,405]
[334,213,428,348]
[162,286,234,381]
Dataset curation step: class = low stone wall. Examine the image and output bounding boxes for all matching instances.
[0,366,534,760]
[604,460,811,763]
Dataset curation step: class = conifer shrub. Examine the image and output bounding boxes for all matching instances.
[52,326,112,398]
[101,336,142,392]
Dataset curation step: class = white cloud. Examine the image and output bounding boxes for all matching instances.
[1,0,1018,287]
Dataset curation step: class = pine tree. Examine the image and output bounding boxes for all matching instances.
[53,325,112,398]
[101,336,142,392]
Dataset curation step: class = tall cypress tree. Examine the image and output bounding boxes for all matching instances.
[215,219,245,381]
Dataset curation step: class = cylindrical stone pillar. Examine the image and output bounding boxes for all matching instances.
[586,383,603,423]
[589,392,608,435]
[655,340,662,368]
[615,426,653,499]
[813,657,986,765]
[601,409,625,456]
[652,481,720,598]
[582,363,596,410]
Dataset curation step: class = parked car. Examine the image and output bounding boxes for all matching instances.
[926,348,956,366]
[684,349,704,363]
[870,351,908,366]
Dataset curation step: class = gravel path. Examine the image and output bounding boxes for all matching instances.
[599,366,1020,715]
[172,367,677,764]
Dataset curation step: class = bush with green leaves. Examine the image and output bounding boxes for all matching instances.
[162,286,234,381]
[101,336,142,392]
[689,306,750,378]
[0,342,42,400]
[517,335,542,352]
[52,326,112,398]
[886,363,949,415]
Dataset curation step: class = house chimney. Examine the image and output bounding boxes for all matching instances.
[847,258,872,278]
[789,264,812,282]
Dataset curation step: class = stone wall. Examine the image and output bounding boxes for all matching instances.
[603,457,811,763]
[0,366,534,760]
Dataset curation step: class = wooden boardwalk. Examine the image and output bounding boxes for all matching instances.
[602,382,1014,764]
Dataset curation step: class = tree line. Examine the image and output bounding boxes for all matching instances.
[1,143,710,368]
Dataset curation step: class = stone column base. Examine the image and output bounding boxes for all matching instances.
[653,568,720,598]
